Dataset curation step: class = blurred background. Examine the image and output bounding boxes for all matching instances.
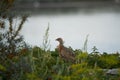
[12,0,120,53]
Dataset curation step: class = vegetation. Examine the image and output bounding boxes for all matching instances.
[0,0,120,80]
[0,23,120,79]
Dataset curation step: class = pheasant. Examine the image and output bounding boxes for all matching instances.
[56,38,75,62]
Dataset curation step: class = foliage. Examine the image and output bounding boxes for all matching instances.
[0,1,120,79]
[98,54,120,68]
[0,1,30,79]
[1,21,120,80]
[0,17,120,79]
[0,31,120,80]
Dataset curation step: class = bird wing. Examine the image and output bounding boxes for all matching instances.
[63,46,75,57]
[60,46,75,61]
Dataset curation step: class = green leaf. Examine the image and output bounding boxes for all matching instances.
[0,64,6,71]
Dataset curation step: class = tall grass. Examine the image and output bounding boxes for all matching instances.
[42,24,51,51]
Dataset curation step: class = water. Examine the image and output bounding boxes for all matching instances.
[21,10,120,53]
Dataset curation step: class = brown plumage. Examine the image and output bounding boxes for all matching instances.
[56,38,75,62]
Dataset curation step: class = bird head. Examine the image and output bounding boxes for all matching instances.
[56,38,64,44]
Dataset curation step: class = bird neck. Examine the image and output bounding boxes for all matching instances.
[59,41,63,44]
[59,43,64,52]
[59,43,64,46]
